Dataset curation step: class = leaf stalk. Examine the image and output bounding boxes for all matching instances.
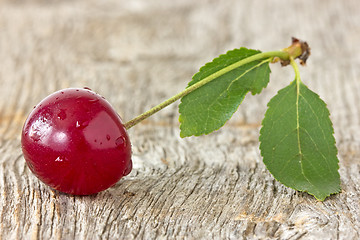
[124,46,302,130]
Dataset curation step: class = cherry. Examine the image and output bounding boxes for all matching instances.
[21,88,132,195]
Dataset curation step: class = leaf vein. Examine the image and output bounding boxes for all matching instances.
[203,59,269,129]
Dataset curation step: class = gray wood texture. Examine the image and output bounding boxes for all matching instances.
[1,0,360,239]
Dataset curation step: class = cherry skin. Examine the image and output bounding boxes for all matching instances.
[21,88,132,195]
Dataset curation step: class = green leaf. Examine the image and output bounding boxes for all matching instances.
[179,48,271,137]
[259,80,340,200]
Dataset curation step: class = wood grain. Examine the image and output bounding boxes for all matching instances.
[0,0,360,239]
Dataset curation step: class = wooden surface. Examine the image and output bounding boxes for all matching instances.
[1,0,360,239]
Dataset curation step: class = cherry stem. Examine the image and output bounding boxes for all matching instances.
[124,42,304,130]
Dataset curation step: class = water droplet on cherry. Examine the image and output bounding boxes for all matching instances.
[115,136,126,148]
[57,109,67,120]
[123,161,132,176]
[55,156,68,162]
[76,120,89,128]
[106,135,111,141]
[30,132,41,142]
[89,99,99,103]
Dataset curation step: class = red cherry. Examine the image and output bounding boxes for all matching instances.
[21,88,132,195]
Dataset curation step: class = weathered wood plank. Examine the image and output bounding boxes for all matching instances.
[0,0,360,239]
